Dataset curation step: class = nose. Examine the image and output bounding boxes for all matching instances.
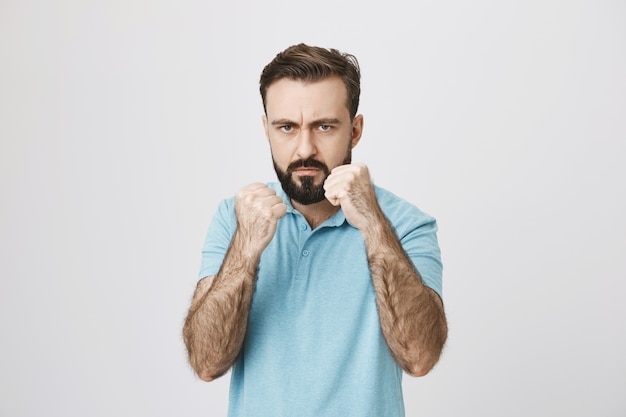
[295,129,317,159]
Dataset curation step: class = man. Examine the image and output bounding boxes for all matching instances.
[183,43,447,417]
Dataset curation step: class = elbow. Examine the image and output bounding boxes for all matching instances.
[193,364,228,382]
[188,355,230,382]
[402,348,444,378]
[183,331,226,382]
[198,371,218,382]
[405,319,447,377]
[189,355,230,383]
[405,361,435,377]
[184,340,233,382]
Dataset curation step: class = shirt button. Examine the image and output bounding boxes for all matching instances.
[301,223,308,231]
[302,250,309,257]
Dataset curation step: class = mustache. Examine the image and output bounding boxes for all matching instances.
[287,158,329,174]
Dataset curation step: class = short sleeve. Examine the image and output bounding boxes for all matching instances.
[198,197,237,280]
[401,216,443,300]
[375,186,443,300]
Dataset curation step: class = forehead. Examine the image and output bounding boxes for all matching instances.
[265,77,349,119]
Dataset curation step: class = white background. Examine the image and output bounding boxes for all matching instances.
[1,0,625,416]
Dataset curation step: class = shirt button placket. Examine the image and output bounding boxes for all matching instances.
[299,223,310,257]
[296,221,312,280]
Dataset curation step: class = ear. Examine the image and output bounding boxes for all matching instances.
[262,114,270,140]
[350,114,364,148]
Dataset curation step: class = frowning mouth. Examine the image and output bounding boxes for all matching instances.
[294,168,321,176]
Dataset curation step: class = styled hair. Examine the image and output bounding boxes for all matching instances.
[259,43,361,120]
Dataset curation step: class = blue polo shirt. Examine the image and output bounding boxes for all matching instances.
[199,182,442,417]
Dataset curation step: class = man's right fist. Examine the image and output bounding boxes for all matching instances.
[234,183,287,254]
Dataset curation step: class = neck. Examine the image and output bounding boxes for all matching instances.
[291,198,340,229]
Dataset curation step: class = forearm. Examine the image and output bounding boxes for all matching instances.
[363,213,448,377]
[183,232,260,381]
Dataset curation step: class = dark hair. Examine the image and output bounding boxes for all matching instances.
[259,43,361,120]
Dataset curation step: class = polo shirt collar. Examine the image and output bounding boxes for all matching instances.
[273,183,348,229]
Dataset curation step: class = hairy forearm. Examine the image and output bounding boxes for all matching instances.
[183,232,260,381]
[363,215,448,377]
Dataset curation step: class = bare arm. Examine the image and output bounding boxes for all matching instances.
[324,164,447,376]
[182,233,260,381]
[362,216,447,376]
[183,183,287,381]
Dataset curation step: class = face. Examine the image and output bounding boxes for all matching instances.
[263,77,363,205]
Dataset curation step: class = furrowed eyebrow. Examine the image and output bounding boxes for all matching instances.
[271,119,297,126]
[312,118,341,126]
[269,118,343,127]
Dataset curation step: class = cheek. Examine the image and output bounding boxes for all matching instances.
[269,141,292,164]
[325,139,352,165]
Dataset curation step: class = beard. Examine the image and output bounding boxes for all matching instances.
[274,147,352,205]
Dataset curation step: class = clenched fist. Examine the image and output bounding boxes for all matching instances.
[323,163,382,232]
[235,183,287,256]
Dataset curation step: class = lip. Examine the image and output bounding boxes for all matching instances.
[294,168,320,176]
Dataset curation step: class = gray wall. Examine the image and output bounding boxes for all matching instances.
[1,0,624,415]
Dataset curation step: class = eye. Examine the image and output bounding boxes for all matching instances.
[319,125,332,132]
[280,125,293,133]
